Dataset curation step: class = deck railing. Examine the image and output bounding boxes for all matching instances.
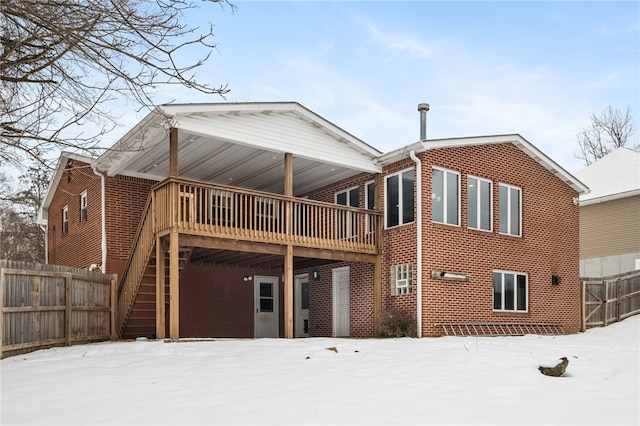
[116,196,156,337]
[153,178,381,254]
[116,177,381,337]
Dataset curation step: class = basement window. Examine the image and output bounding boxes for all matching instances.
[493,270,528,312]
[391,263,413,296]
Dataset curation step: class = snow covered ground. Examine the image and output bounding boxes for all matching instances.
[2,317,638,426]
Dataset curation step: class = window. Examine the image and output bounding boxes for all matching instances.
[211,190,235,227]
[336,186,359,238]
[385,168,414,228]
[467,176,492,231]
[432,167,459,226]
[391,263,413,295]
[62,205,69,234]
[80,191,88,222]
[499,184,521,236]
[365,180,375,233]
[493,270,528,312]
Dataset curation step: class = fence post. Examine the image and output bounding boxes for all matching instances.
[0,268,5,358]
[111,276,117,341]
[580,280,586,332]
[65,273,72,346]
[603,281,609,327]
[616,279,621,323]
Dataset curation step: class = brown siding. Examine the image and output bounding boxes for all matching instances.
[179,264,283,338]
[580,195,640,259]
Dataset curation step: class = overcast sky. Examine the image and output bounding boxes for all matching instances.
[122,1,638,174]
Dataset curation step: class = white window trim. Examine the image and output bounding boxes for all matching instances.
[492,270,528,313]
[391,263,413,296]
[384,167,415,229]
[499,183,522,237]
[467,175,492,232]
[335,186,360,207]
[62,205,69,234]
[80,190,88,222]
[432,166,460,227]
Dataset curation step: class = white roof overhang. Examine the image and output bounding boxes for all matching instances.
[91,102,382,196]
[39,151,95,224]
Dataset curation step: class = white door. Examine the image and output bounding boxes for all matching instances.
[332,266,350,337]
[254,276,279,338]
[295,275,310,337]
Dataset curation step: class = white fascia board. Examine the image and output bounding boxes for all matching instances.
[175,115,381,174]
[159,101,300,116]
[580,189,640,206]
[377,134,589,194]
[40,151,95,222]
[93,107,169,176]
[162,102,383,158]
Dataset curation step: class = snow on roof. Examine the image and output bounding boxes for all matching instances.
[575,147,640,204]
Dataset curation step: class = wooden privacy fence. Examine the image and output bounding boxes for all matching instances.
[582,270,640,330]
[1,261,117,359]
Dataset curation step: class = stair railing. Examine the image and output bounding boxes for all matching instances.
[116,191,156,338]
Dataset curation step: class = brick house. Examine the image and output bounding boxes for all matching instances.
[39,102,588,339]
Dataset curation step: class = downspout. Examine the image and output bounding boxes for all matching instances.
[412,102,429,338]
[410,149,423,338]
[92,165,107,273]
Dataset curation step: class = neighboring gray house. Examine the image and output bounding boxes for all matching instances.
[576,147,640,277]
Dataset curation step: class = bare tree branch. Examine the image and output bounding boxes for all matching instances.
[1,0,234,170]
[576,106,638,166]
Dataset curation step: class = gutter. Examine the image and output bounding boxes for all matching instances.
[409,149,423,338]
[92,165,107,273]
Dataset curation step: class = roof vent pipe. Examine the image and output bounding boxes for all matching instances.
[418,103,430,141]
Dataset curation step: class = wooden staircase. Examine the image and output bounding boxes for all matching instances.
[116,190,195,339]
[120,245,192,340]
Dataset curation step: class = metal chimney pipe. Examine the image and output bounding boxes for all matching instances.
[418,103,430,141]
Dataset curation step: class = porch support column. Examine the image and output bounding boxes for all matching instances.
[373,173,383,332]
[169,127,179,177]
[284,153,294,338]
[168,126,179,340]
[169,229,180,340]
[155,236,166,340]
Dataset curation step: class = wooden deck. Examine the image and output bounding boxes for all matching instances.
[153,178,381,255]
[117,177,382,338]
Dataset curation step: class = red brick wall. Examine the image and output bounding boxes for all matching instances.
[303,261,375,337]
[103,175,155,279]
[47,159,102,269]
[380,158,418,328]
[417,143,581,335]
[304,173,379,337]
[305,143,581,337]
[46,160,156,279]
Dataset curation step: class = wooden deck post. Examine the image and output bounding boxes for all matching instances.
[284,153,294,338]
[156,236,166,340]
[169,230,179,340]
[169,127,178,177]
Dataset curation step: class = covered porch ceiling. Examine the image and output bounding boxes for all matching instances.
[93,102,383,196]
